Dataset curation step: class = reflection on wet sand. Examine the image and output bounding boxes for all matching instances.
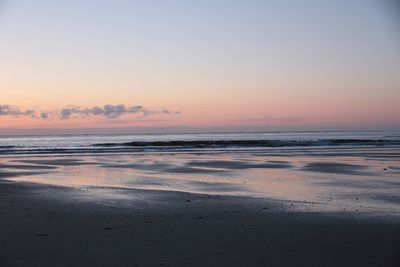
[187,160,292,169]
[302,162,369,175]
[13,158,96,166]
[1,147,400,216]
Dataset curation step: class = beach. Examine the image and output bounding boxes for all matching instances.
[1,176,399,266]
[2,0,400,265]
[1,132,400,266]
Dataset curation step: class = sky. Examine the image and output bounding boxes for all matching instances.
[0,0,399,133]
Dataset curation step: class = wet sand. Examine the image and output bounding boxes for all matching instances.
[1,178,400,267]
[3,151,400,214]
[1,149,400,266]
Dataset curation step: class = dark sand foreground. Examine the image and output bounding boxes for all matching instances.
[1,179,399,267]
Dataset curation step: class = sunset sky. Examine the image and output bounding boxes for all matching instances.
[1,0,399,133]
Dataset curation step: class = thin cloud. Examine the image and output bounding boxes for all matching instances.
[59,104,180,119]
[0,105,35,117]
[0,104,181,120]
[40,112,50,119]
[233,115,303,123]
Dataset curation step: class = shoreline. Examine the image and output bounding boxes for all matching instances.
[1,178,399,266]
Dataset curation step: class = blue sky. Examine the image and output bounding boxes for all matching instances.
[0,0,399,131]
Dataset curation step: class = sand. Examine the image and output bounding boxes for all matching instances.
[1,177,400,267]
[1,148,400,266]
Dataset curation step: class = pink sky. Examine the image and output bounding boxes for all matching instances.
[1,1,399,132]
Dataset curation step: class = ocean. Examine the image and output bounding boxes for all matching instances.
[1,130,399,155]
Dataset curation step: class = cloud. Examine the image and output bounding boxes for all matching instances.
[0,104,181,120]
[40,112,50,119]
[233,115,303,123]
[58,104,180,119]
[0,105,35,117]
